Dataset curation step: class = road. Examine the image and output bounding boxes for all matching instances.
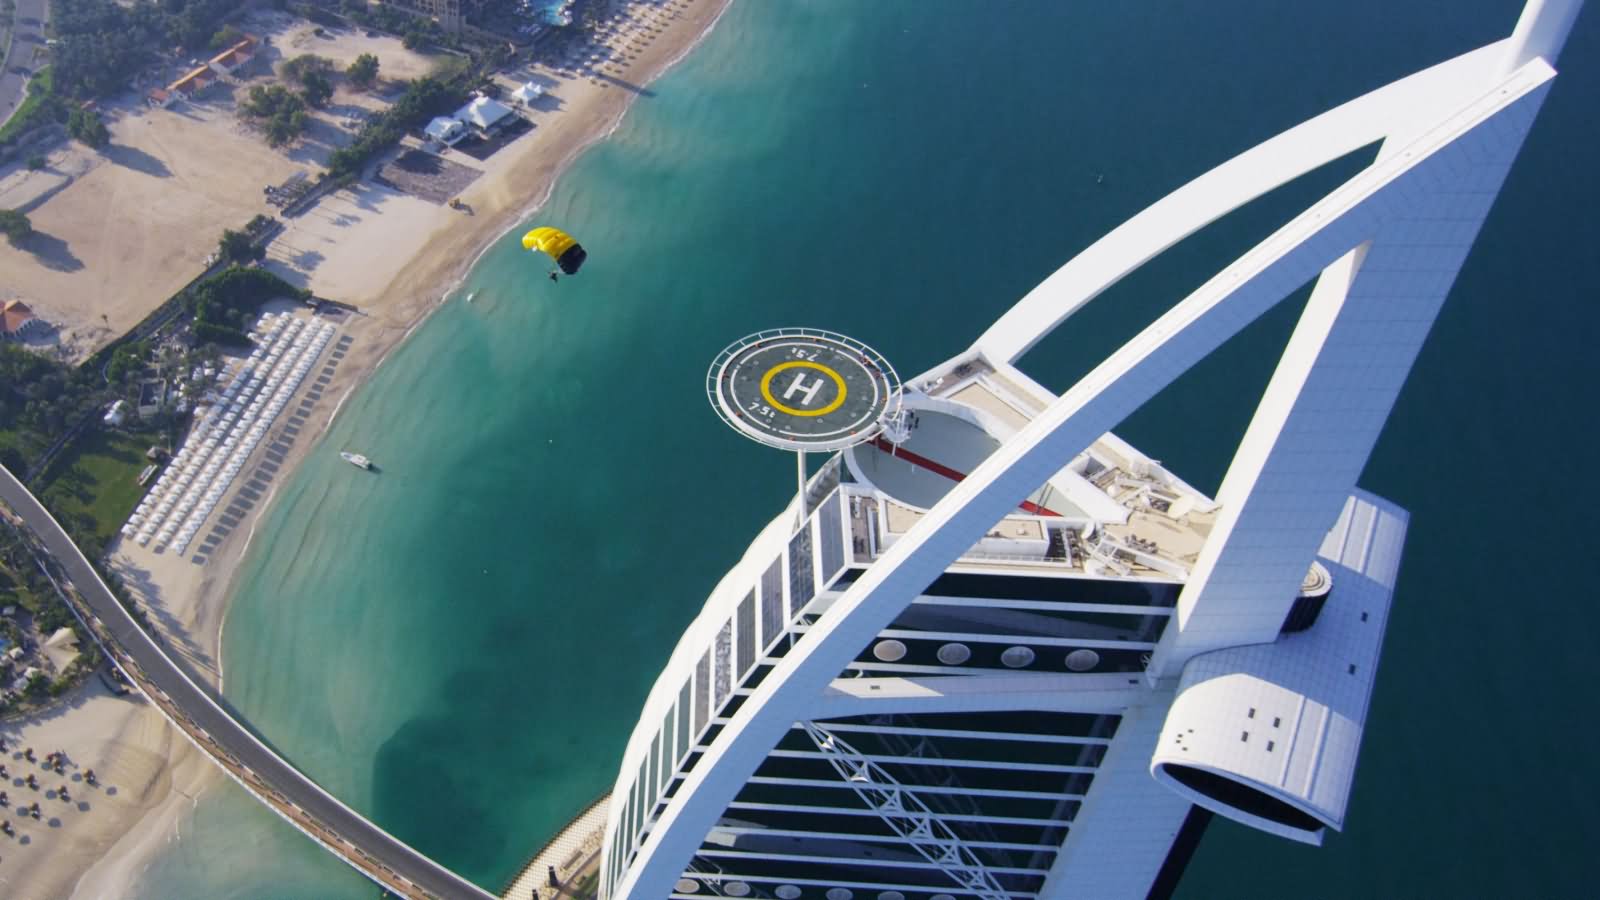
[0,0,48,130]
[0,463,498,900]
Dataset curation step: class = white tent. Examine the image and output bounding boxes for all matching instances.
[512,81,544,105]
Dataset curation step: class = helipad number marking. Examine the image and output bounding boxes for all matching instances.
[759,360,848,417]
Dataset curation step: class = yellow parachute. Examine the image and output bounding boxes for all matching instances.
[522,226,588,276]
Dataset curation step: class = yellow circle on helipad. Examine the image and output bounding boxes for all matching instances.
[759,361,848,417]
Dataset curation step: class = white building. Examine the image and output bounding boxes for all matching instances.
[453,95,515,136]
[598,2,1581,898]
[425,115,468,146]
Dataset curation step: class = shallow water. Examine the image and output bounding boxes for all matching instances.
[133,3,1600,898]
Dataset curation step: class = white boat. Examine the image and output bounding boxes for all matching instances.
[340,451,372,470]
[465,291,476,303]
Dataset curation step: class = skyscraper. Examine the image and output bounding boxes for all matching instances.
[599,3,1582,897]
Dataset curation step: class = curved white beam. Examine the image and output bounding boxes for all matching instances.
[1502,0,1584,74]
[613,57,1557,900]
[973,41,1510,365]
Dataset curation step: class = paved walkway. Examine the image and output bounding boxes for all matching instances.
[503,794,611,900]
[0,0,48,130]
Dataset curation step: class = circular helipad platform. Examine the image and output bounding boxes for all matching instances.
[708,329,901,452]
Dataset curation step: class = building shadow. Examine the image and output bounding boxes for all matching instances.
[102,143,172,178]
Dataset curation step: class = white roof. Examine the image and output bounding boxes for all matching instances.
[454,96,514,129]
[424,116,464,140]
[512,81,544,102]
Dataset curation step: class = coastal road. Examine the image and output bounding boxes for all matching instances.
[0,463,497,900]
[0,0,48,129]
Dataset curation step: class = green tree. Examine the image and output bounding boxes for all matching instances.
[106,341,148,384]
[26,155,46,170]
[218,228,259,263]
[208,24,243,51]
[240,85,309,147]
[0,209,31,245]
[24,671,50,700]
[346,52,379,88]
[67,107,110,148]
[402,29,428,51]
[265,107,307,146]
[299,71,333,109]
[281,53,333,85]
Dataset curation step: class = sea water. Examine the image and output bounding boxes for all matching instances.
[131,2,1600,897]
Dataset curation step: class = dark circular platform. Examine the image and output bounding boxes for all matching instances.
[708,329,901,451]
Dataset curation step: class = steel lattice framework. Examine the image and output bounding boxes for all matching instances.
[801,722,1010,900]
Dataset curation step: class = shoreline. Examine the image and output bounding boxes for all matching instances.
[60,0,735,896]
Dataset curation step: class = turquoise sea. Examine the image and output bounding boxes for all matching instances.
[132,2,1599,898]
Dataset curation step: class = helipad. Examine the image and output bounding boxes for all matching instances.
[708,329,901,452]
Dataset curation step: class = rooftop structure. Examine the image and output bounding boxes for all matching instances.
[598,2,1582,898]
[208,35,258,77]
[166,65,216,99]
[454,95,516,135]
[1,300,45,341]
[426,115,469,146]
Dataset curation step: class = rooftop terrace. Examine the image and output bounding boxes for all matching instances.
[835,352,1219,582]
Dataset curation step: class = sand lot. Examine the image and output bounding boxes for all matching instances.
[0,12,443,361]
[0,97,304,359]
[259,15,440,84]
[263,180,445,301]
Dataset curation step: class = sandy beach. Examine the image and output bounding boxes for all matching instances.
[0,686,212,900]
[1,0,733,896]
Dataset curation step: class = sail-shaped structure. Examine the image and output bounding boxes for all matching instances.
[599,3,1583,897]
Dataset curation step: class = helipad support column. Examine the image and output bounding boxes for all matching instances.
[706,328,901,519]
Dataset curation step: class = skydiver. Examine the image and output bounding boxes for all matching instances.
[548,270,559,283]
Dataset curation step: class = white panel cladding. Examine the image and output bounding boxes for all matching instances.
[1039,697,1190,898]
[1155,75,1552,670]
[1149,492,1405,841]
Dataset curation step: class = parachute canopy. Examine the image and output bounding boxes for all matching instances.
[522,226,588,275]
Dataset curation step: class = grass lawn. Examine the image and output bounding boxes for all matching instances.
[37,427,157,550]
[0,65,55,145]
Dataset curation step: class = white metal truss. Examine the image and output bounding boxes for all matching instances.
[801,721,1011,900]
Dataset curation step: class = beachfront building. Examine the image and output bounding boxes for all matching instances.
[454,95,516,138]
[597,3,1579,898]
[146,87,175,109]
[425,115,469,147]
[0,300,47,342]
